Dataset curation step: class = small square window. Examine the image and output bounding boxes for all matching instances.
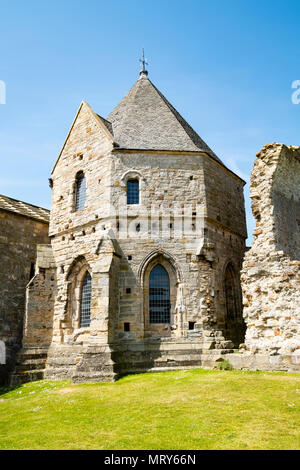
[189,322,196,330]
[126,288,131,294]
[124,322,130,332]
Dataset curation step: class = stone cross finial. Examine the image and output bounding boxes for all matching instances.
[139,48,148,76]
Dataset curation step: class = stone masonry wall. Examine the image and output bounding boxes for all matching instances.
[241,143,300,355]
[0,211,49,384]
[23,245,56,348]
[49,101,114,237]
[110,150,246,345]
[49,127,247,350]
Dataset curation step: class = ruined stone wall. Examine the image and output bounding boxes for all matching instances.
[241,143,300,355]
[23,245,56,348]
[0,211,49,384]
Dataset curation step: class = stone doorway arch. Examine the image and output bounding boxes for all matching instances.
[223,262,246,348]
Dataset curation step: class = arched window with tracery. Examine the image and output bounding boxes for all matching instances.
[80,271,92,328]
[74,171,86,211]
[149,264,170,324]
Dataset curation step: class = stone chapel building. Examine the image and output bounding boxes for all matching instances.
[10,66,249,384]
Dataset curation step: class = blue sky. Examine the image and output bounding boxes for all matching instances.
[1,0,300,243]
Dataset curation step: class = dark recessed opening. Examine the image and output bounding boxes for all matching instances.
[128,255,132,261]
[189,321,196,330]
[124,322,130,332]
[189,175,193,180]
[136,223,140,232]
[126,288,131,294]
[29,262,35,280]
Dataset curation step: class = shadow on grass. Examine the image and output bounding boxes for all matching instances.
[0,384,23,397]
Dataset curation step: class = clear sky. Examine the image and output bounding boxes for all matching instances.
[1,0,300,243]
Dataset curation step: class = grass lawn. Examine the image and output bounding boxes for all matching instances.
[0,368,299,450]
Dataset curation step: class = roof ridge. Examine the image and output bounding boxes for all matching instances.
[107,77,143,124]
[0,194,50,224]
[0,193,50,212]
[97,115,112,126]
[96,114,114,135]
[147,79,219,160]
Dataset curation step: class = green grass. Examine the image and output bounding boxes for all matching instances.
[0,369,299,450]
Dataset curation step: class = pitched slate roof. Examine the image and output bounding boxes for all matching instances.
[0,194,50,223]
[107,72,221,163]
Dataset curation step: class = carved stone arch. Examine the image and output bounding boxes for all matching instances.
[120,169,146,186]
[138,249,183,288]
[139,250,183,338]
[65,255,90,281]
[63,256,92,337]
[222,259,245,348]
